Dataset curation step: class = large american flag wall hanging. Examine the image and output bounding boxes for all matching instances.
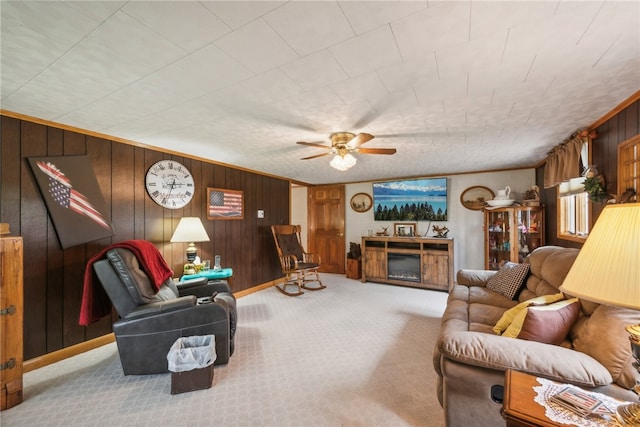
[28,155,114,249]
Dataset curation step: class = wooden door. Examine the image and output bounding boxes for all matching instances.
[308,185,345,273]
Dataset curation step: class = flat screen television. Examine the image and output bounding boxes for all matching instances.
[373,177,447,221]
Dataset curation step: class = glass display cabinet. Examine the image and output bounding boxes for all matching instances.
[484,206,544,270]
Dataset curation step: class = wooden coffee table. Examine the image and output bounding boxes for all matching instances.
[503,370,563,427]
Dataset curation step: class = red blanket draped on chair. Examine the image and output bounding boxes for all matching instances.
[79,240,173,326]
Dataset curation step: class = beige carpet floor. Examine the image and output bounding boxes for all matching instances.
[1,274,447,426]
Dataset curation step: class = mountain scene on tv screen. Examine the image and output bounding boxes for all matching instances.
[373,178,447,221]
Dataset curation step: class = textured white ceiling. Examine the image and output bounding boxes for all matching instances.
[2,1,639,185]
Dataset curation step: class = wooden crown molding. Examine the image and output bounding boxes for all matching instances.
[0,109,310,186]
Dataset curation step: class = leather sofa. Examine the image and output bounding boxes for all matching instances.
[93,247,237,375]
[433,246,639,426]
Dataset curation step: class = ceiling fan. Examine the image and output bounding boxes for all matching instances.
[297,132,397,171]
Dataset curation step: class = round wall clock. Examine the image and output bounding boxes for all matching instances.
[145,160,195,209]
[350,192,373,213]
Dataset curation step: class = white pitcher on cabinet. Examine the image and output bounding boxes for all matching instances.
[494,186,511,200]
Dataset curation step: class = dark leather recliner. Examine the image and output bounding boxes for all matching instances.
[92,247,236,375]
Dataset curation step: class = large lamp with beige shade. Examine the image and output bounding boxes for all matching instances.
[559,203,640,423]
[170,217,210,274]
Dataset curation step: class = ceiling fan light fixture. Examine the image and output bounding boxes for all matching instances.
[330,153,356,171]
[298,131,394,167]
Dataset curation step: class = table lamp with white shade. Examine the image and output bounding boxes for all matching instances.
[559,203,640,422]
[170,217,210,273]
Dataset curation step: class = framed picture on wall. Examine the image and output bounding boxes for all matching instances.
[460,186,495,210]
[350,192,373,213]
[207,187,244,220]
[28,155,114,249]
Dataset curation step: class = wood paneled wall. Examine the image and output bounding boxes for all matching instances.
[1,114,290,360]
[538,96,640,247]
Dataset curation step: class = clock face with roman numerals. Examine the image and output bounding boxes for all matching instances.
[145,160,194,209]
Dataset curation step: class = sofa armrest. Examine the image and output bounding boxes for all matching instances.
[439,331,613,387]
[124,296,197,320]
[456,269,496,287]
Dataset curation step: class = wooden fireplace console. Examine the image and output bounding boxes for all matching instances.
[361,236,454,292]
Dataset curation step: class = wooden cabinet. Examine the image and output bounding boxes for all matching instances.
[1,235,23,410]
[422,249,450,289]
[361,236,454,292]
[484,206,544,270]
[362,240,386,282]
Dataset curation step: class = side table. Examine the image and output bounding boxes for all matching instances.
[180,267,233,286]
[503,370,562,427]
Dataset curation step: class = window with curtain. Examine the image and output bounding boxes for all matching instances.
[558,179,590,239]
[545,131,592,242]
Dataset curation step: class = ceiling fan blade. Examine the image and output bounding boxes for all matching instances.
[301,152,332,160]
[224,99,320,132]
[352,108,380,130]
[357,148,397,155]
[348,133,375,148]
[351,90,414,129]
[297,141,330,149]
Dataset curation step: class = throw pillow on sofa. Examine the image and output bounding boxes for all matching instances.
[572,304,640,389]
[503,298,581,345]
[493,292,566,335]
[486,262,531,299]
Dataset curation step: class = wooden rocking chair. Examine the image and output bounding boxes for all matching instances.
[271,225,325,296]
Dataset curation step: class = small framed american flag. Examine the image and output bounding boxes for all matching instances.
[207,188,244,220]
